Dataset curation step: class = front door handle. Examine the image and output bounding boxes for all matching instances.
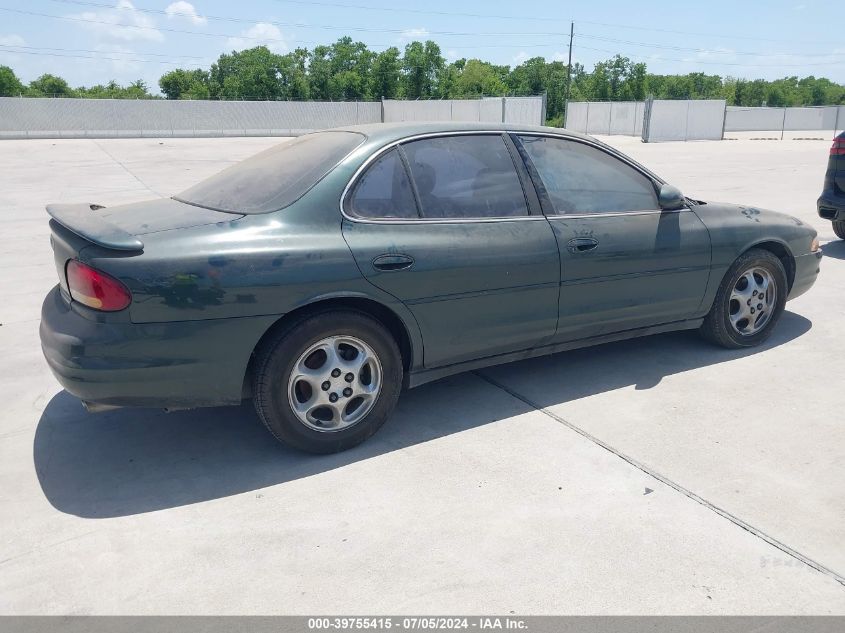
[568,237,599,253]
[372,253,414,272]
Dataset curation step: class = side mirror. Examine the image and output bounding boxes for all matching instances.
[658,184,686,211]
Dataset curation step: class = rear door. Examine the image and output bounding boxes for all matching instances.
[341,133,560,368]
[514,134,711,341]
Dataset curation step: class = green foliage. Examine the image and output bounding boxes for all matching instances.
[3,40,844,117]
[27,73,75,97]
[0,65,24,96]
[159,69,210,99]
[402,40,445,98]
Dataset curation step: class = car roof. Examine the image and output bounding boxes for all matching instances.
[331,121,595,145]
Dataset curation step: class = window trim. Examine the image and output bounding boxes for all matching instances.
[510,132,685,219]
[345,147,421,220]
[341,131,546,225]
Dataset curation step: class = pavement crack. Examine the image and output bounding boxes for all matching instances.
[473,370,845,589]
[92,140,161,197]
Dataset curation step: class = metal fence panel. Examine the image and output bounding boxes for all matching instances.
[724,106,784,132]
[725,105,845,135]
[383,100,454,122]
[608,102,640,135]
[564,101,645,136]
[564,102,589,133]
[585,102,612,135]
[0,96,543,138]
[643,99,726,142]
[479,98,503,122]
[502,96,544,125]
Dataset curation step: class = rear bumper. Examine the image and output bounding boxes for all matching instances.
[40,286,278,409]
[817,191,845,221]
[788,250,823,301]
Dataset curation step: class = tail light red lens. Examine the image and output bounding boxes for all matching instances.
[832,138,845,156]
[66,260,131,311]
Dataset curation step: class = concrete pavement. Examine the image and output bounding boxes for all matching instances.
[0,135,843,614]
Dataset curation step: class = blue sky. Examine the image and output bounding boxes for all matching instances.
[0,0,842,93]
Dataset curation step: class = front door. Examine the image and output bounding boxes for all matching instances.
[514,134,711,341]
[342,133,560,368]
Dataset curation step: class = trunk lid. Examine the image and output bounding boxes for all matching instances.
[47,197,242,293]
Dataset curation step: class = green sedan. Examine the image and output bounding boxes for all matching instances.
[40,123,822,453]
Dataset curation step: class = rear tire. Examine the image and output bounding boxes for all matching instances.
[253,310,403,454]
[833,220,845,240]
[700,249,787,349]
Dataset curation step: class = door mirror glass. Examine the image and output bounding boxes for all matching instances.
[658,184,686,211]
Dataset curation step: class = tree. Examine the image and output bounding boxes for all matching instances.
[402,40,444,98]
[0,65,24,97]
[370,47,401,99]
[209,46,289,100]
[27,74,74,97]
[159,69,210,99]
[449,59,507,97]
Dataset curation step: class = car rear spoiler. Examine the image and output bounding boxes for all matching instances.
[46,203,144,252]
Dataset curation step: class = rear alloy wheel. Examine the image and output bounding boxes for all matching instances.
[700,249,787,349]
[833,220,845,240]
[253,310,402,454]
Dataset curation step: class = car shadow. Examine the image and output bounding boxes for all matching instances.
[821,239,845,259]
[34,311,811,519]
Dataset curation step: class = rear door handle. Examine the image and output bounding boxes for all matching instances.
[372,253,414,271]
[568,237,599,253]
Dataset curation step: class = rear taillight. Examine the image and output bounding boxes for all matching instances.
[66,260,131,311]
[832,138,845,156]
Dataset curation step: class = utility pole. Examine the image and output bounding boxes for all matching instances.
[564,21,574,124]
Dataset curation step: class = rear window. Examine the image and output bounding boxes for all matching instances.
[174,131,365,214]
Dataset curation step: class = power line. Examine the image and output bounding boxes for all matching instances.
[42,0,842,60]
[577,33,845,59]
[45,0,575,37]
[576,44,845,68]
[0,46,203,65]
[268,0,840,46]
[0,6,563,50]
[0,43,208,60]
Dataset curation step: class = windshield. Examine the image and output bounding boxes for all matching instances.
[174,131,365,214]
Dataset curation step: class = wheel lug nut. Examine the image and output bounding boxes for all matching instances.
[331,368,341,378]
[752,290,757,296]
[343,387,353,397]
[757,303,763,310]
[321,381,330,391]
[750,308,755,314]
[344,373,354,383]
[329,393,338,403]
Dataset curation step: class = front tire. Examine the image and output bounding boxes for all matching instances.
[253,310,403,454]
[833,220,845,240]
[700,249,788,349]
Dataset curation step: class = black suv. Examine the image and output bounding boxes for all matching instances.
[818,131,845,239]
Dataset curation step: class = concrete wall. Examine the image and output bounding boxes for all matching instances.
[564,101,645,136]
[641,99,726,142]
[0,96,546,139]
[725,105,845,133]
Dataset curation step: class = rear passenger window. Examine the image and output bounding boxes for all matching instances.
[402,135,528,219]
[517,135,658,214]
[349,149,418,219]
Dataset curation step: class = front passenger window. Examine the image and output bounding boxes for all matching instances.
[517,135,658,214]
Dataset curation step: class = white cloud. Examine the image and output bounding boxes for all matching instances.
[0,34,26,47]
[226,23,287,53]
[512,51,530,66]
[70,0,164,42]
[165,1,207,26]
[398,28,429,42]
